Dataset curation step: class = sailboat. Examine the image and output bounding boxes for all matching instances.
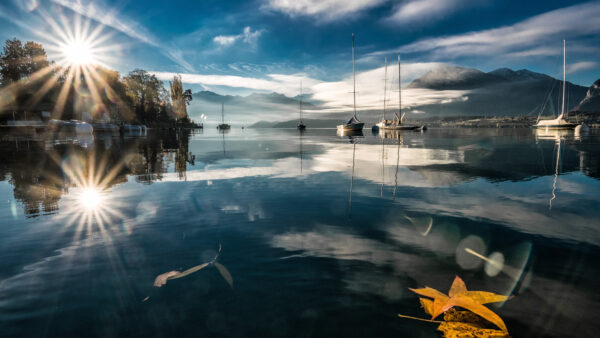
[376,55,419,130]
[534,40,577,130]
[217,102,231,130]
[298,81,306,130]
[337,34,364,132]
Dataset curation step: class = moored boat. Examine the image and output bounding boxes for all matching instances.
[534,40,578,130]
[337,34,364,132]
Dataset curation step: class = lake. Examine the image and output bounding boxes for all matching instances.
[1,127,599,337]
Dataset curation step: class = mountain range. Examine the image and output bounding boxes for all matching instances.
[407,65,589,117]
[186,65,599,126]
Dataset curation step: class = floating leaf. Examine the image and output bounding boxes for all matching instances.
[420,298,434,316]
[464,291,509,304]
[448,276,467,297]
[409,287,449,301]
[215,262,233,289]
[406,276,511,333]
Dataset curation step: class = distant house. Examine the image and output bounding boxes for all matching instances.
[0,103,54,125]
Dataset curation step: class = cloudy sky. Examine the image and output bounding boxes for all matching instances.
[1,0,599,116]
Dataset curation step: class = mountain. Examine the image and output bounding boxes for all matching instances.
[574,79,600,112]
[407,65,588,117]
[408,66,500,90]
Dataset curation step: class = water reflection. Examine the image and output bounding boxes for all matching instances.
[1,128,599,337]
[0,129,195,217]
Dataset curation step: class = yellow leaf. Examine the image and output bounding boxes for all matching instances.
[432,297,448,320]
[448,276,467,297]
[409,287,449,301]
[464,291,509,304]
[440,294,508,332]
[437,321,510,338]
[420,298,433,316]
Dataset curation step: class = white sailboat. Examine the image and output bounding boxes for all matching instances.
[534,40,577,130]
[337,34,364,132]
[217,102,231,130]
[376,55,419,131]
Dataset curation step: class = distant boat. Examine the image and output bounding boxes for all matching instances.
[298,81,306,130]
[534,40,577,130]
[217,103,231,130]
[376,55,419,131]
[337,34,364,132]
[48,119,93,134]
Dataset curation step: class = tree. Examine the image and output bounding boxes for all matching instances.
[123,69,167,124]
[0,38,51,86]
[169,74,192,120]
[0,38,26,85]
[22,41,49,75]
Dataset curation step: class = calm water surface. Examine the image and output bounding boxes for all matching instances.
[0,127,599,337]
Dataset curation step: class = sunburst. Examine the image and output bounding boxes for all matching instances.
[0,11,127,120]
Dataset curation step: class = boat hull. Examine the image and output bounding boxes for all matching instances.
[337,123,364,131]
[533,123,578,130]
[217,124,231,130]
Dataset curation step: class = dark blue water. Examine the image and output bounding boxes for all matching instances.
[0,128,599,337]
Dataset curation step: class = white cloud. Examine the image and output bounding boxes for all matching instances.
[152,61,467,113]
[385,0,483,25]
[396,2,600,59]
[264,0,385,21]
[213,35,239,46]
[213,26,264,47]
[567,61,598,75]
[50,0,195,71]
[243,26,263,44]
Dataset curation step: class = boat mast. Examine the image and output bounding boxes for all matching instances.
[398,54,402,123]
[221,102,224,124]
[561,40,566,118]
[382,57,387,121]
[300,80,303,124]
[352,33,357,118]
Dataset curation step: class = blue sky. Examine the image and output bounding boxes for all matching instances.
[1,0,599,112]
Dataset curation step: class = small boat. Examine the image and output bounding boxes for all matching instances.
[376,55,419,131]
[217,103,231,130]
[92,123,119,132]
[48,119,94,134]
[534,40,578,130]
[337,34,364,132]
[297,81,306,130]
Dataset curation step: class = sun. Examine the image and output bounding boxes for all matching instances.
[79,187,103,211]
[62,40,95,66]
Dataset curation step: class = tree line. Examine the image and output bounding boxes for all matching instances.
[0,38,194,126]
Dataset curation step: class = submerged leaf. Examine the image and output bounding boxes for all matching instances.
[440,294,508,332]
[437,321,510,338]
[169,263,210,280]
[215,262,233,288]
[153,270,180,287]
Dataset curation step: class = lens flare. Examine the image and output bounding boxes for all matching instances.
[63,40,95,66]
[79,187,102,210]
